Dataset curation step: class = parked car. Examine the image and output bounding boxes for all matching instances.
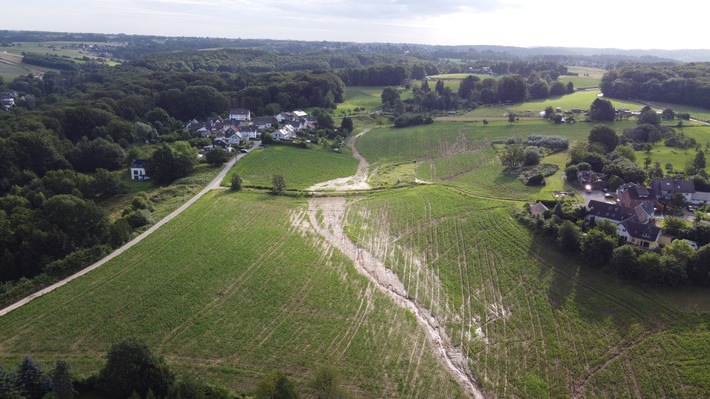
[604,193,614,199]
[239,149,248,153]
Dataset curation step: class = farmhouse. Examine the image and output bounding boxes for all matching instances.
[272,124,296,141]
[130,159,149,181]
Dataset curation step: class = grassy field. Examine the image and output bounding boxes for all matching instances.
[0,61,28,82]
[3,103,710,398]
[0,191,465,398]
[223,144,359,189]
[344,185,710,398]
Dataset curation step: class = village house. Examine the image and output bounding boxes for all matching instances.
[130,159,149,181]
[529,202,549,217]
[254,116,277,130]
[585,200,661,248]
[617,182,657,209]
[229,108,251,122]
[649,178,695,202]
[272,124,296,141]
[618,220,662,249]
[239,125,259,140]
[227,132,245,146]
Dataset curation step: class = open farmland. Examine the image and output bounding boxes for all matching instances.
[337,86,412,114]
[223,144,359,189]
[0,190,466,398]
[343,174,710,398]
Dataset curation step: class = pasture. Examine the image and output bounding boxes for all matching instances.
[0,191,466,398]
[222,144,359,189]
[337,86,413,114]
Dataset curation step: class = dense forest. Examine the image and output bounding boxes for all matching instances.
[601,63,710,109]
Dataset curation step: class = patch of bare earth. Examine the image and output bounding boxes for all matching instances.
[307,196,485,399]
[308,129,372,192]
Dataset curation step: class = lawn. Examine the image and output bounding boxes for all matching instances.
[0,191,466,398]
[223,144,359,189]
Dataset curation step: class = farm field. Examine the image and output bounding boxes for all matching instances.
[344,179,710,398]
[0,190,466,398]
[222,144,359,189]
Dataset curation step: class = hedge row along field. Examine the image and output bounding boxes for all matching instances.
[0,191,465,398]
[344,185,710,398]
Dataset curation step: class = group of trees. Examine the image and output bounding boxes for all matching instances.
[516,203,710,287]
[601,63,710,109]
[0,338,352,399]
[381,71,574,116]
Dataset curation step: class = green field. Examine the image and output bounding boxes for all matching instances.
[223,144,359,189]
[0,61,28,82]
[344,185,710,398]
[3,110,710,398]
[0,191,465,398]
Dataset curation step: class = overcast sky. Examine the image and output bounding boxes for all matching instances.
[6,0,710,50]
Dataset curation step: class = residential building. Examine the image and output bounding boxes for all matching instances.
[617,182,656,208]
[618,220,662,249]
[229,109,251,122]
[130,159,149,181]
[649,178,695,202]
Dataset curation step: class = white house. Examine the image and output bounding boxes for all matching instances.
[130,159,149,181]
[239,125,259,140]
[272,124,296,140]
[228,132,244,146]
[229,109,251,122]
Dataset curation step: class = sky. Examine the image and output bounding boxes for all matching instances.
[6,0,710,50]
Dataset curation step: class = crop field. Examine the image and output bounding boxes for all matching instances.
[0,191,466,398]
[344,185,710,398]
[223,145,359,189]
[0,61,27,81]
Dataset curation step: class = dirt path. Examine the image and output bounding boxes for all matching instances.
[308,197,484,399]
[308,128,371,191]
[0,152,244,317]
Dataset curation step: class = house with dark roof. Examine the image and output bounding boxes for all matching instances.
[617,182,657,208]
[585,200,636,225]
[529,202,549,217]
[649,178,695,202]
[130,159,149,181]
[619,220,662,249]
[254,116,277,130]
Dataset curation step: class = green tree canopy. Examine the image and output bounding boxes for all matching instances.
[99,338,175,399]
[589,98,616,121]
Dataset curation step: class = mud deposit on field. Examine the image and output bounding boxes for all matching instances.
[308,196,484,399]
[308,129,371,191]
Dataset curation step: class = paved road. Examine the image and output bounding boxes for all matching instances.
[0,143,258,317]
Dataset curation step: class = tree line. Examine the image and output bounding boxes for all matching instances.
[0,338,352,399]
[601,63,710,110]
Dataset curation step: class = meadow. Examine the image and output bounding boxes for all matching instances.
[0,190,466,398]
[222,144,359,189]
[336,86,412,115]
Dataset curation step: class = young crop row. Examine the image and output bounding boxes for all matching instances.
[0,191,465,398]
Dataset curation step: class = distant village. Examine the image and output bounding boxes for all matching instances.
[130,108,317,181]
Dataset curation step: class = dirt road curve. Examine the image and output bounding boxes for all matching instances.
[308,128,371,191]
[0,151,244,317]
[308,197,484,399]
